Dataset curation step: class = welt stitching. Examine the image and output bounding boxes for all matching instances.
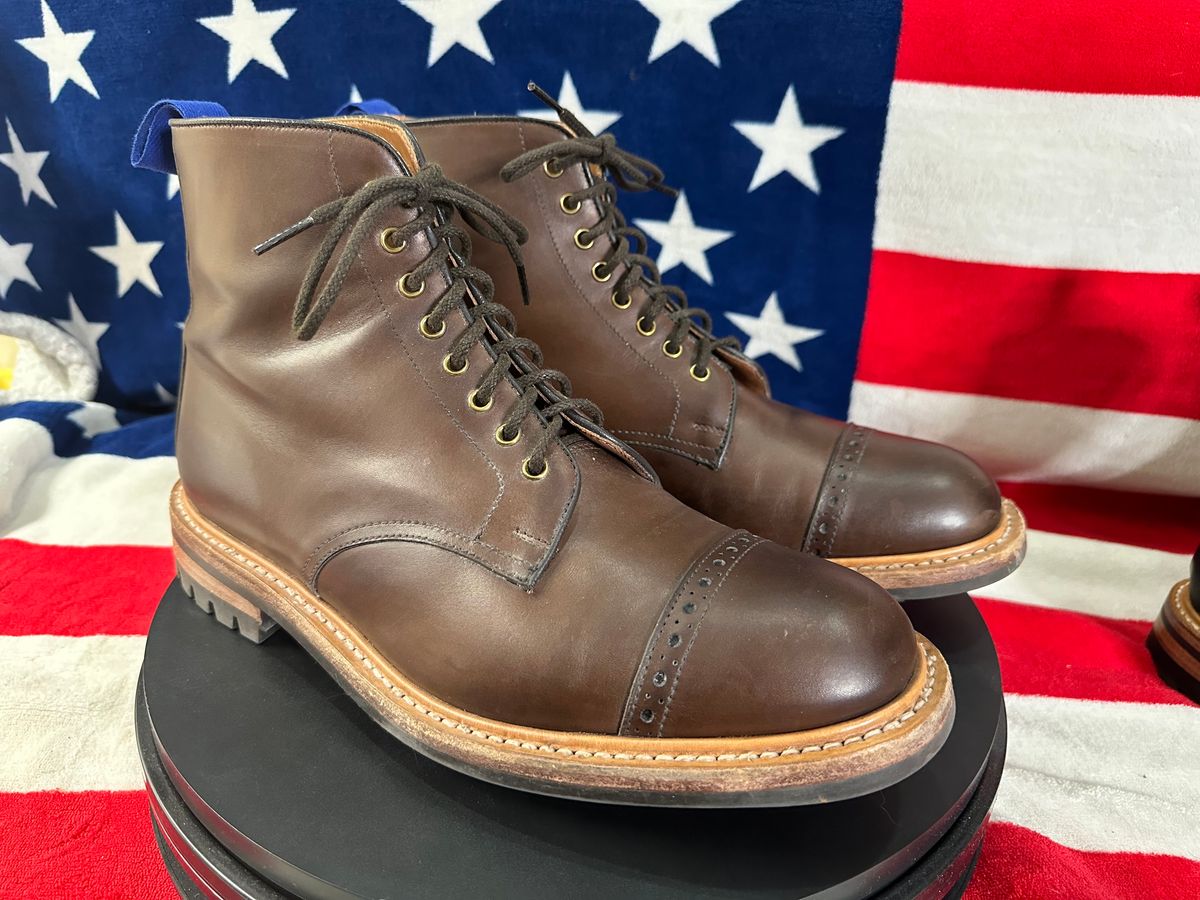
[657,537,765,736]
[518,121,683,434]
[175,488,940,760]
[1171,580,1199,631]
[845,503,1019,571]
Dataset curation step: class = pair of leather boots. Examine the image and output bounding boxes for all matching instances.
[139,87,1026,807]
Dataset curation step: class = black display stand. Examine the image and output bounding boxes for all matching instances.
[138,582,1005,899]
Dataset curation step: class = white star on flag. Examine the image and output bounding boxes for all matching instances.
[348,83,363,104]
[53,294,109,366]
[67,402,121,439]
[16,0,99,101]
[634,192,732,285]
[636,0,742,67]
[198,0,296,83]
[89,212,163,298]
[0,233,40,300]
[1,119,55,208]
[166,174,179,199]
[519,72,620,136]
[400,0,503,67]
[733,85,844,193]
[725,293,823,371]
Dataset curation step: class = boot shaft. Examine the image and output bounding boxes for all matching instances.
[171,116,585,584]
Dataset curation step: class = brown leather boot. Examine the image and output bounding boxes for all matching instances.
[163,111,953,806]
[398,90,1027,600]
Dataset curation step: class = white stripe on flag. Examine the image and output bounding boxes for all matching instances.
[980,528,1188,620]
[848,382,1200,497]
[997,694,1200,860]
[0,418,54,522]
[875,81,1200,273]
[0,635,145,792]
[1,452,178,546]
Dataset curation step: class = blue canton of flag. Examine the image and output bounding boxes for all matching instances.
[1,0,901,441]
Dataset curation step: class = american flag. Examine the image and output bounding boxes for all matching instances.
[1,1,1197,897]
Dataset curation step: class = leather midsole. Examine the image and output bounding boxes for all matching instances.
[832,499,1026,575]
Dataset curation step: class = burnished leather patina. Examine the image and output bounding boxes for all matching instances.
[162,111,954,805]
[401,93,1026,598]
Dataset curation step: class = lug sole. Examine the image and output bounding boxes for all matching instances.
[831,499,1027,600]
[169,481,955,807]
[1148,580,1200,701]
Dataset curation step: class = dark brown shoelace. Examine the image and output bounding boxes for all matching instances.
[500,84,742,380]
[254,163,602,478]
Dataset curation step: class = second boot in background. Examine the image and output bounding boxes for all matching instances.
[353,89,1027,600]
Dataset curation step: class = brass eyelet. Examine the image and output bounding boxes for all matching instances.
[559,194,581,215]
[495,424,521,446]
[573,228,595,250]
[397,273,425,298]
[379,228,407,254]
[418,315,445,339]
[467,389,493,412]
[636,317,657,337]
[591,261,612,283]
[662,339,683,359]
[442,354,468,375]
[543,159,564,178]
[689,364,711,383]
[522,458,549,480]
[611,291,632,310]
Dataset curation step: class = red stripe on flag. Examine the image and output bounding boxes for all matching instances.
[968,821,1200,899]
[0,541,173,636]
[859,251,1200,419]
[895,0,1200,96]
[0,791,174,900]
[975,596,1193,706]
[997,483,1200,556]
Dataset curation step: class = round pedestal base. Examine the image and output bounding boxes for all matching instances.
[139,584,1005,899]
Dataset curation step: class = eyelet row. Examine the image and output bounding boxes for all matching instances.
[422,296,543,478]
[548,180,711,387]
[380,229,425,299]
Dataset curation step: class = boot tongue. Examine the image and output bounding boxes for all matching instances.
[320,115,424,174]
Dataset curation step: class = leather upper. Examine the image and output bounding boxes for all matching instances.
[406,116,1003,558]
[169,116,919,738]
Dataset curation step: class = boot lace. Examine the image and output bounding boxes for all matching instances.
[254,163,602,478]
[499,83,742,380]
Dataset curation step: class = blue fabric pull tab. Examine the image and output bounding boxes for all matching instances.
[334,98,401,117]
[131,100,229,174]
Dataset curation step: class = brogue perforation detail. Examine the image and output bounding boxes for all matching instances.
[803,425,871,557]
[619,531,763,737]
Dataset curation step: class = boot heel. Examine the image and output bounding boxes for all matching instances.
[177,564,279,645]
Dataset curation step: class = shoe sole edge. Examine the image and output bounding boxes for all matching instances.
[831,499,1027,600]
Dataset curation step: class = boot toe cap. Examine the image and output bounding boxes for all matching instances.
[655,541,920,738]
[820,429,1002,558]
